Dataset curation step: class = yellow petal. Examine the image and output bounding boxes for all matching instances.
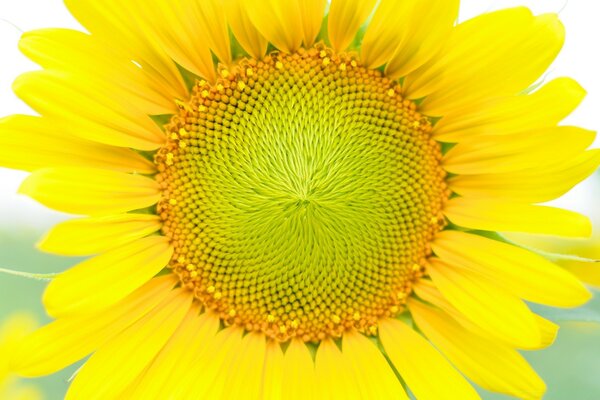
[562,261,600,288]
[342,331,408,399]
[299,0,327,47]
[409,300,546,399]
[443,126,596,175]
[414,280,558,351]
[196,0,232,65]
[126,305,213,397]
[176,327,244,398]
[19,28,176,115]
[379,318,480,400]
[261,341,285,400]
[432,230,591,307]
[444,198,592,238]
[428,259,542,348]
[64,0,188,96]
[145,310,220,399]
[414,280,494,336]
[196,329,246,399]
[0,115,155,174]
[19,167,160,216]
[360,0,412,68]
[43,236,173,317]
[362,0,458,74]
[125,0,225,79]
[314,339,360,400]
[221,332,267,400]
[282,339,316,400]
[503,226,600,287]
[328,0,378,52]
[65,287,192,400]
[244,0,303,53]
[405,9,565,116]
[11,276,176,377]
[38,214,162,256]
[127,2,218,80]
[536,315,560,348]
[223,0,268,59]
[434,78,586,142]
[448,150,600,204]
[13,70,165,150]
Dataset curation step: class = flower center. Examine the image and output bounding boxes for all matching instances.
[155,46,448,342]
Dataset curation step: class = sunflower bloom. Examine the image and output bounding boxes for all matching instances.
[2,0,599,398]
[0,313,43,400]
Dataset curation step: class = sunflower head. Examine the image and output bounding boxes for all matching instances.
[2,0,598,399]
[156,47,448,341]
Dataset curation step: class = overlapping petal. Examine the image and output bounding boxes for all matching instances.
[405,8,565,117]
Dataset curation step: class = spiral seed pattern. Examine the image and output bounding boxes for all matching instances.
[156,46,448,342]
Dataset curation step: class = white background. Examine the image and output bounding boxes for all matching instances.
[0,0,599,229]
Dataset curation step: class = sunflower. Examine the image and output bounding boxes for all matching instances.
[2,0,599,398]
[0,313,43,400]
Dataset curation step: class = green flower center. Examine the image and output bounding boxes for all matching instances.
[156,46,447,342]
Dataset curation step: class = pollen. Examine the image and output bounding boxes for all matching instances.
[155,45,448,342]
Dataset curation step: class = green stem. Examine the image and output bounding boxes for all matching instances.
[0,267,57,281]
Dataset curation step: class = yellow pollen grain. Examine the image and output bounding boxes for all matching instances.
[267,314,275,323]
[214,292,222,300]
[322,57,330,66]
[207,285,215,294]
[246,67,254,76]
[168,198,178,206]
[221,69,230,78]
[229,309,237,317]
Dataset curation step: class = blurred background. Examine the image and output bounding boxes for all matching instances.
[1,0,599,399]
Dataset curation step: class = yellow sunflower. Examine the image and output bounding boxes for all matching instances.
[0,313,43,400]
[2,0,599,398]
